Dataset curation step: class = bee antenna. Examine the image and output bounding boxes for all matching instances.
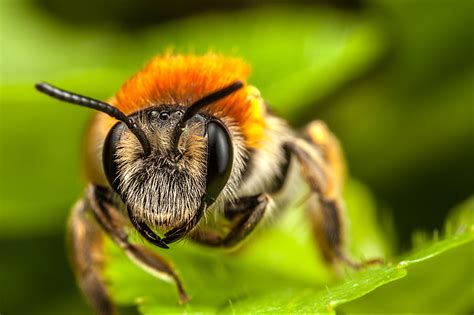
[35,82,151,156]
[172,80,244,150]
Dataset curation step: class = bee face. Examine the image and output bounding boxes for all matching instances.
[36,75,245,237]
[102,106,234,228]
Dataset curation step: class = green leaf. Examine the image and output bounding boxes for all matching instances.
[340,197,474,313]
[104,187,473,313]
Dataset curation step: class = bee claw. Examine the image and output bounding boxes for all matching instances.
[336,250,384,270]
[178,292,191,305]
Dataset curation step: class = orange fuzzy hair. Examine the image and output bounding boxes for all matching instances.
[111,54,267,148]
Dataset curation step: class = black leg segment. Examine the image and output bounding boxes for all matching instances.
[86,184,189,303]
[191,193,269,248]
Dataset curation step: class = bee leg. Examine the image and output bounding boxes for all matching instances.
[68,197,115,315]
[285,121,382,269]
[87,185,189,303]
[223,194,266,220]
[190,193,269,247]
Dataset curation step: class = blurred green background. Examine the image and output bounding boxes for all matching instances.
[0,0,473,314]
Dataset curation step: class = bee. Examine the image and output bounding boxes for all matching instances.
[36,54,380,315]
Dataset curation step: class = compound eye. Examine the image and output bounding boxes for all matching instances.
[205,120,234,204]
[103,122,126,193]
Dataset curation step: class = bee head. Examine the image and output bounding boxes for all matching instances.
[35,81,242,230]
[103,107,234,228]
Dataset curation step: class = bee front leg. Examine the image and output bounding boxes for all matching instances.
[87,184,189,304]
[285,121,383,270]
[69,197,115,315]
[190,193,269,247]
